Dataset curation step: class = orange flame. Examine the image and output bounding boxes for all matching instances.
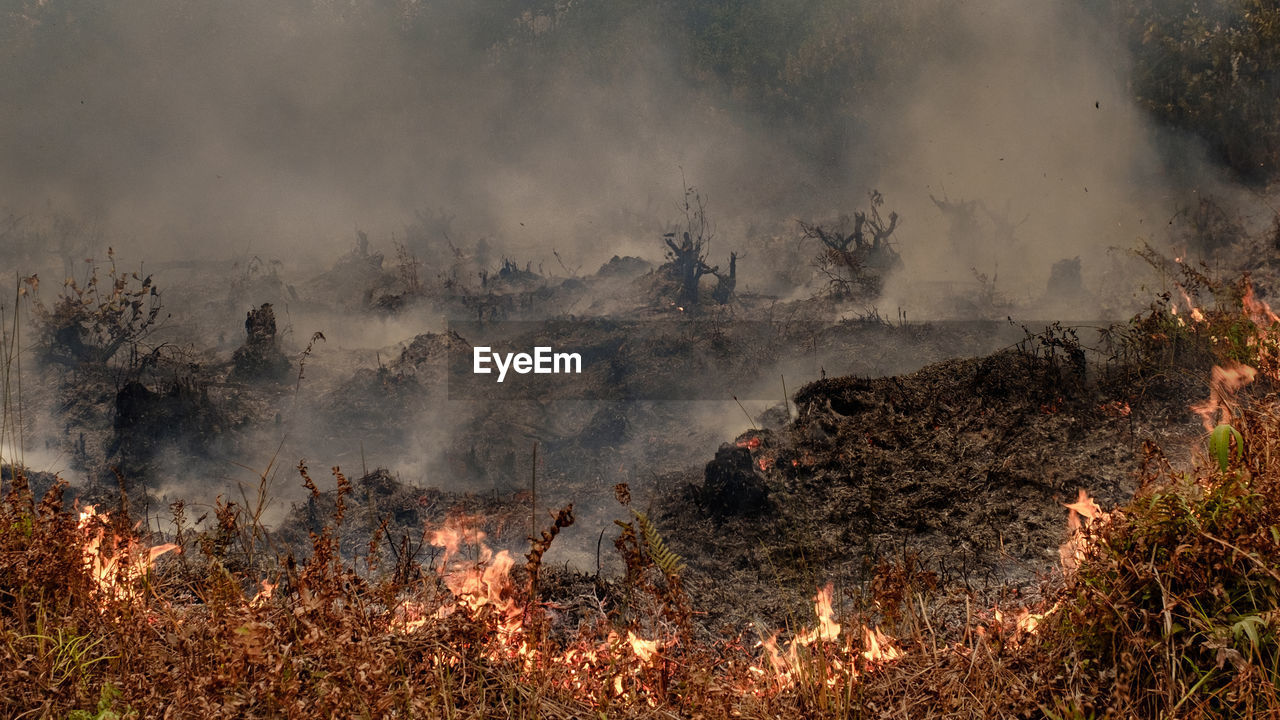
[428,517,524,643]
[746,583,901,695]
[249,579,276,608]
[1016,602,1059,636]
[1242,281,1280,328]
[391,600,430,634]
[404,520,909,704]
[794,584,841,645]
[1191,361,1257,432]
[988,602,1059,643]
[1059,490,1109,572]
[77,505,178,603]
[626,631,661,664]
[405,516,677,703]
[860,626,901,663]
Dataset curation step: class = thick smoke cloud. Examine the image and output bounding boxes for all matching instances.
[1,0,814,270]
[872,2,1169,312]
[2,0,1208,291]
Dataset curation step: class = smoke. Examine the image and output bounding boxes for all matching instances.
[2,1,1260,558]
[1,0,1231,291]
[861,2,1176,317]
[0,0,816,270]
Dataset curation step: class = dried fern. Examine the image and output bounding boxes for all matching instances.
[526,504,575,600]
[634,511,685,581]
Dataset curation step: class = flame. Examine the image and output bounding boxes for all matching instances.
[626,631,660,664]
[1099,400,1131,417]
[403,518,909,703]
[860,626,900,663]
[428,517,525,647]
[403,516,677,703]
[1016,602,1059,635]
[1059,490,1109,572]
[745,583,901,695]
[1064,488,1101,524]
[77,505,178,603]
[249,579,276,608]
[1240,279,1280,377]
[1242,281,1280,328]
[1191,361,1257,432]
[985,602,1060,645]
[392,600,430,634]
[794,584,841,645]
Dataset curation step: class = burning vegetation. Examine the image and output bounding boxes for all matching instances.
[5,164,1280,717]
[10,1,1280,717]
[4,255,1280,717]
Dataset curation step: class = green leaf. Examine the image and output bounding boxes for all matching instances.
[1232,615,1267,654]
[1209,423,1243,472]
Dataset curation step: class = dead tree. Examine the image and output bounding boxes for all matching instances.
[711,251,737,305]
[664,231,718,305]
[930,192,1027,257]
[230,303,291,382]
[800,190,903,299]
[35,254,164,366]
[660,184,739,306]
[929,192,982,253]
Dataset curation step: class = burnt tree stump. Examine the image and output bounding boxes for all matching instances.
[230,303,291,382]
[702,442,771,517]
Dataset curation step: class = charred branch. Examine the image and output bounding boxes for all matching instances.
[800,191,903,300]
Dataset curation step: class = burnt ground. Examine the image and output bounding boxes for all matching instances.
[6,239,1220,639]
[248,341,1208,639]
[655,350,1207,632]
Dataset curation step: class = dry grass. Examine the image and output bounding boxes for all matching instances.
[5,414,1279,719]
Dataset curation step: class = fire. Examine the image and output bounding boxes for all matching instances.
[794,584,841,645]
[1099,400,1131,417]
[1059,489,1109,572]
[861,626,900,663]
[399,517,910,704]
[1064,488,1101,524]
[747,583,901,694]
[403,516,670,702]
[626,631,660,664]
[1015,602,1059,635]
[1242,281,1280,328]
[391,600,430,634]
[1172,284,1208,325]
[1239,279,1280,377]
[77,505,178,603]
[989,602,1059,640]
[249,579,276,608]
[1191,361,1257,432]
[428,517,526,648]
